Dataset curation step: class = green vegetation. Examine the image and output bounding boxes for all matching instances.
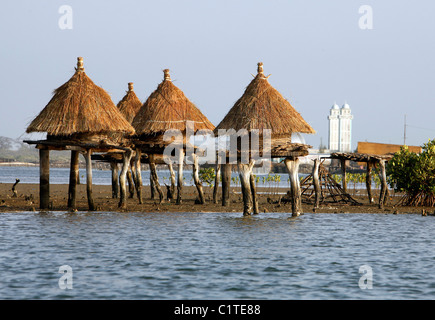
[387,139,435,206]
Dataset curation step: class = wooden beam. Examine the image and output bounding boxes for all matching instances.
[110,161,119,199]
[168,161,176,202]
[366,161,373,204]
[134,149,143,204]
[340,159,348,194]
[285,157,302,217]
[378,159,388,209]
[250,171,259,214]
[312,158,321,210]
[84,149,95,211]
[238,160,255,216]
[118,149,133,209]
[213,160,221,204]
[176,148,185,205]
[192,153,205,204]
[149,154,164,204]
[221,163,231,207]
[67,150,79,209]
[39,148,50,210]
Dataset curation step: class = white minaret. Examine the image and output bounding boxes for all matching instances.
[338,102,353,152]
[328,103,340,151]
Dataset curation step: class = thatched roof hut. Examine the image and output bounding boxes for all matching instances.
[214,62,315,137]
[26,57,135,141]
[132,69,215,139]
[117,82,142,123]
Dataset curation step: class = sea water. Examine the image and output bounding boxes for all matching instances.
[0,211,434,299]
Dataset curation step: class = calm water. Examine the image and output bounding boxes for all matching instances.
[1,211,434,299]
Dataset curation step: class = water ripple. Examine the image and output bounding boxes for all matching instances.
[0,211,434,299]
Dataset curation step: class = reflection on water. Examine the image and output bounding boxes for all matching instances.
[0,211,434,299]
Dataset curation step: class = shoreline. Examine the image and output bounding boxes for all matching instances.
[0,183,433,215]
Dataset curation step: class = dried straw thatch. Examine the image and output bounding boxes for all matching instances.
[132,69,215,136]
[26,57,135,137]
[117,82,142,123]
[214,62,315,136]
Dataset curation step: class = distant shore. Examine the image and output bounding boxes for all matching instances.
[0,182,433,215]
[0,162,38,166]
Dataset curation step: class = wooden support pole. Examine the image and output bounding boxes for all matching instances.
[149,154,164,204]
[119,149,133,209]
[238,161,254,216]
[192,153,205,204]
[176,148,185,204]
[127,164,135,199]
[366,161,373,204]
[341,159,348,194]
[285,157,302,217]
[378,159,388,209]
[168,161,176,201]
[221,163,231,206]
[312,158,321,210]
[39,148,50,210]
[250,171,259,214]
[84,149,95,211]
[110,161,119,199]
[134,149,143,204]
[213,161,221,204]
[67,150,79,209]
[150,172,156,199]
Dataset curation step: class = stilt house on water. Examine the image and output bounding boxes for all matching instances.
[131,69,215,204]
[214,62,315,216]
[24,57,135,210]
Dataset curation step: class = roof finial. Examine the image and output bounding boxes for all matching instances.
[76,57,84,72]
[163,69,171,81]
[257,62,264,74]
[128,82,134,91]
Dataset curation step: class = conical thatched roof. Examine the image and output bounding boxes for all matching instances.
[214,62,315,136]
[117,82,142,123]
[132,69,215,136]
[26,57,135,137]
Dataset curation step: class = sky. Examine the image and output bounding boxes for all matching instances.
[1,0,435,150]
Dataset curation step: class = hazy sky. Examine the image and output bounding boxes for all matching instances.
[1,0,434,149]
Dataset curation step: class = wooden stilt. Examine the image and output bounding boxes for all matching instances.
[366,161,373,204]
[134,149,143,204]
[67,150,79,209]
[221,163,231,206]
[192,153,205,204]
[176,148,185,204]
[340,159,348,194]
[149,154,164,204]
[238,161,254,216]
[213,161,221,204]
[39,148,50,210]
[285,157,302,217]
[84,149,95,211]
[150,172,156,199]
[110,161,119,199]
[312,158,321,210]
[119,149,133,209]
[168,161,176,201]
[250,171,259,214]
[127,165,135,199]
[378,159,388,209]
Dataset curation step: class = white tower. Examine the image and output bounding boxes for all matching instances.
[328,102,353,152]
[328,103,340,151]
[339,103,353,152]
